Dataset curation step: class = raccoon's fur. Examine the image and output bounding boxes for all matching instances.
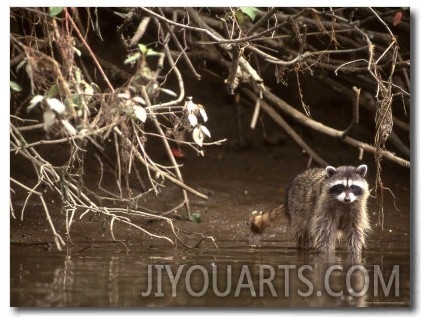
[250,165,370,254]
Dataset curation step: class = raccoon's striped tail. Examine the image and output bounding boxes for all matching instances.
[250,204,285,234]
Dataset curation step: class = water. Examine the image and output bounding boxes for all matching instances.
[10,239,410,307]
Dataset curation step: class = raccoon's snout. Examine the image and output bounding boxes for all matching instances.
[343,193,355,203]
[336,191,356,203]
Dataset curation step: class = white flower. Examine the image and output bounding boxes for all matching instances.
[61,119,77,136]
[133,105,147,123]
[46,98,66,114]
[188,113,198,127]
[27,95,44,112]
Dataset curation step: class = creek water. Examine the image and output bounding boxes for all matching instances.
[11,236,409,307]
[10,147,411,308]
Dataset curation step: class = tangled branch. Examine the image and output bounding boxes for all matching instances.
[10,7,220,249]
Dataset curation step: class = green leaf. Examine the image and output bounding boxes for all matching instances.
[10,81,22,92]
[137,43,148,55]
[46,83,60,98]
[124,52,141,64]
[222,12,232,21]
[146,49,162,56]
[239,7,257,21]
[19,139,28,148]
[137,43,162,56]
[70,94,82,109]
[189,213,202,223]
[49,7,63,17]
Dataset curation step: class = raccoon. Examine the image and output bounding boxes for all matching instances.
[250,164,370,254]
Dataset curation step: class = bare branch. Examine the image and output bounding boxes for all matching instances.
[262,89,409,168]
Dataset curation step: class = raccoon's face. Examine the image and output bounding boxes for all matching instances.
[325,164,369,203]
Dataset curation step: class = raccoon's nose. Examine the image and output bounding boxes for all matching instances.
[344,195,352,203]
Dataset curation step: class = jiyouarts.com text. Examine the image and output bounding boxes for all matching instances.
[140,264,400,298]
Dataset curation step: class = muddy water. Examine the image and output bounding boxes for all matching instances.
[11,237,409,307]
[10,143,411,307]
[10,145,411,307]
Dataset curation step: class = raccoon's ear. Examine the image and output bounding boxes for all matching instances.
[325,166,337,177]
[356,164,368,177]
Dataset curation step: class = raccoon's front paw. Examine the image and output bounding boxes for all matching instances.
[346,236,365,255]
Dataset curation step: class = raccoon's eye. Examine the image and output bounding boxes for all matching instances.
[350,185,363,196]
[329,184,345,195]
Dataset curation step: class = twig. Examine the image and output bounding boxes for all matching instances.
[94,152,124,198]
[159,201,186,216]
[238,54,265,96]
[40,195,66,250]
[113,132,123,198]
[15,123,44,131]
[250,97,261,130]
[10,198,16,219]
[111,216,175,245]
[369,7,394,39]
[342,86,361,137]
[375,40,396,66]
[266,48,369,66]
[142,131,226,148]
[335,59,368,75]
[65,207,76,241]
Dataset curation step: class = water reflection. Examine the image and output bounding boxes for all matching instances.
[10,243,410,307]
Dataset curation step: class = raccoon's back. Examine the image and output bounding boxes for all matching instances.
[249,168,326,234]
[284,168,326,224]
